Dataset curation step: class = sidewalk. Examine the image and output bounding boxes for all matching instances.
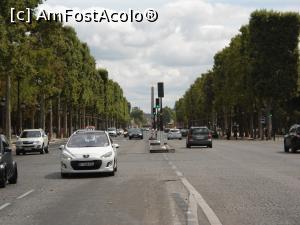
[218,135,284,142]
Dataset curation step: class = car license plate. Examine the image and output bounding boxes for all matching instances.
[196,135,204,140]
[24,147,32,150]
[78,162,94,167]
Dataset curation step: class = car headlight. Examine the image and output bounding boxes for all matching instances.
[34,141,42,145]
[102,151,113,158]
[61,151,73,161]
[16,141,22,145]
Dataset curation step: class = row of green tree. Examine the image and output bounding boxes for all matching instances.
[175,10,300,139]
[0,0,131,140]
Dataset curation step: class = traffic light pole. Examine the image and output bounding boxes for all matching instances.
[160,97,163,131]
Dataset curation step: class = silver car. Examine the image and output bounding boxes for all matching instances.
[167,129,182,140]
[60,130,119,178]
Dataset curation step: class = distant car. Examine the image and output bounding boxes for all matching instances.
[107,127,117,137]
[167,129,182,140]
[186,127,212,148]
[15,129,49,155]
[0,134,18,188]
[180,129,188,137]
[128,128,143,140]
[284,124,300,153]
[59,130,119,178]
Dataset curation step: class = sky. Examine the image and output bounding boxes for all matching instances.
[40,0,300,113]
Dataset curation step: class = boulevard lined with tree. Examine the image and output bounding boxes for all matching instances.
[175,10,300,139]
[0,0,131,141]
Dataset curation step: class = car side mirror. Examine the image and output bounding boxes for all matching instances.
[4,147,12,153]
[16,136,19,139]
[59,145,65,150]
[112,143,119,149]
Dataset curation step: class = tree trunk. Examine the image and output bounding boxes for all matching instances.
[63,103,68,138]
[5,74,11,141]
[57,96,61,138]
[83,107,86,128]
[68,102,73,135]
[49,100,53,140]
[266,103,272,140]
[31,111,35,129]
[258,110,263,140]
[39,94,46,130]
[250,112,254,138]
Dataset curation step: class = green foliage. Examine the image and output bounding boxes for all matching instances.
[175,10,300,130]
[0,2,131,130]
[130,107,146,126]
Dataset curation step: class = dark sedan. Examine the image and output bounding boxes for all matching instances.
[0,135,18,188]
[186,126,212,148]
[284,124,300,153]
[128,128,143,140]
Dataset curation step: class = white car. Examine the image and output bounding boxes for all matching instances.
[60,130,119,178]
[167,129,182,140]
[107,127,117,137]
[16,129,49,155]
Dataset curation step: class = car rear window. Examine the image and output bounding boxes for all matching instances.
[191,128,209,135]
[170,129,180,133]
[297,127,300,134]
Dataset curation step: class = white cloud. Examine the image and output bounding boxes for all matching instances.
[39,0,299,112]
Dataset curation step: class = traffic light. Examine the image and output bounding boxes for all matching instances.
[153,107,156,115]
[155,98,160,109]
[158,82,164,97]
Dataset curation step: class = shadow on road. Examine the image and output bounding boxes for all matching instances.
[45,172,113,180]
[276,151,300,154]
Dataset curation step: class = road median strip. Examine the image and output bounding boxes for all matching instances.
[149,140,175,153]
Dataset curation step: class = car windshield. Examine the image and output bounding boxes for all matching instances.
[67,132,109,148]
[21,131,41,138]
[191,128,209,135]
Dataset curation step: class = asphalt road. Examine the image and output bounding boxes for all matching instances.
[1,135,300,225]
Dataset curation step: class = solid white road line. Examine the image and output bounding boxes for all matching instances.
[16,189,35,200]
[163,154,222,225]
[0,203,11,211]
[181,177,222,225]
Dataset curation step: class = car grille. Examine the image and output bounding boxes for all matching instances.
[71,160,102,170]
[23,141,34,144]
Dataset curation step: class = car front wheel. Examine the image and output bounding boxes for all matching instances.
[284,141,289,153]
[8,163,18,184]
[40,145,45,154]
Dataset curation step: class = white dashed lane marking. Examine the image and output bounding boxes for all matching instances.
[16,189,35,200]
[0,203,11,211]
